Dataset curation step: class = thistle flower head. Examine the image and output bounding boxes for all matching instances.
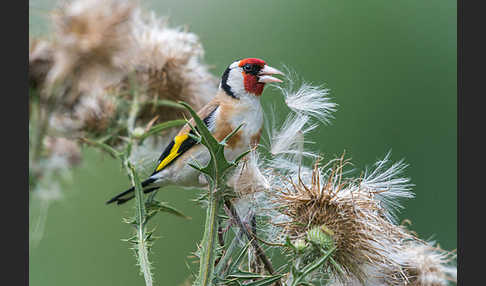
[73,90,117,134]
[43,136,82,167]
[272,156,414,283]
[29,38,54,90]
[47,0,135,88]
[400,241,457,286]
[120,9,218,122]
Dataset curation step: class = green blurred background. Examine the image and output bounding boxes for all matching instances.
[29,0,456,285]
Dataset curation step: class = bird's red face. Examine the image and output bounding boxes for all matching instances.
[239,58,267,95]
[221,58,284,98]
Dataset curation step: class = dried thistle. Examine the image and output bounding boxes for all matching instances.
[43,136,82,167]
[47,0,135,94]
[273,155,415,284]
[400,241,457,286]
[327,240,457,286]
[73,90,118,134]
[29,38,54,90]
[115,9,218,122]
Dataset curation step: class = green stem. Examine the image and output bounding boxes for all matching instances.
[128,163,153,286]
[194,186,222,286]
[31,92,57,163]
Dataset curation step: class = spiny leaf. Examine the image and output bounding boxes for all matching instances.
[179,101,219,149]
[232,149,251,166]
[122,217,137,225]
[188,162,210,175]
[220,123,245,146]
[179,101,235,183]
[122,235,138,244]
[80,137,120,158]
[228,240,252,275]
[187,132,202,143]
[146,200,191,220]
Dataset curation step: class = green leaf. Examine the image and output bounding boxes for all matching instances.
[152,99,185,109]
[214,232,242,277]
[228,240,252,275]
[220,123,245,145]
[179,102,219,148]
[188,162,210,175]
[81,137,120,158]
[145,200,191,220]
[232,149,251,165]
[228,271,276,280]
[187,132,202,143]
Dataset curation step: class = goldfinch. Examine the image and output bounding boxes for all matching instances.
[106,58,283,205]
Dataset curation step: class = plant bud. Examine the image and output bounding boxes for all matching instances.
[132,127,145,138]
[307,225,334,250]
[292,239,308,253]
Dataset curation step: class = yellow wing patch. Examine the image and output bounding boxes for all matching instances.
[155,134,189,172]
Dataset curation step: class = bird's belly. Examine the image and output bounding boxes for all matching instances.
[226,102,263,155]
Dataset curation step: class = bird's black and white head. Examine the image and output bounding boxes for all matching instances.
[220,58,284,99]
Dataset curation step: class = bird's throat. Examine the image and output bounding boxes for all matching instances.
[243,74,264,96]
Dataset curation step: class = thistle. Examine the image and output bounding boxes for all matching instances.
[271,156,414,284]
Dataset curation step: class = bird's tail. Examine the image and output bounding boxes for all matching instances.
[106,178,159,205]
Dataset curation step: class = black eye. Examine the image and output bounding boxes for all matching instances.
[243,64,253,72]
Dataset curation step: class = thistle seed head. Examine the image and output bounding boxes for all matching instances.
[272,156,415,283]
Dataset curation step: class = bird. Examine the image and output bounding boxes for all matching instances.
[106,58,284,205]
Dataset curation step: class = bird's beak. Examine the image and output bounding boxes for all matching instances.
[258,65,284,83]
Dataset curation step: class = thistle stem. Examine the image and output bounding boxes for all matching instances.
[194,186,222,286]
[128,163,153,286]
